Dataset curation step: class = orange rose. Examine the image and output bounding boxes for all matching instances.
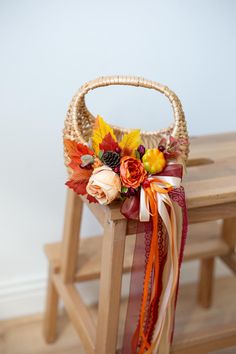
[120,156,146,188]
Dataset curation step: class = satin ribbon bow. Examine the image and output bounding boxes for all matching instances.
[139,176,181,222]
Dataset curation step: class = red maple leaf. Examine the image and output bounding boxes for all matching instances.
[65,143,98,203]
[66,169,98,204]
[99,133,120,152]
[64,139,94,165]
[68,161,79,170]
[65,179,87,195]
[70,165,92,182]
[66,165,92,194]
[65,165,98,203]
[86,194,98,204]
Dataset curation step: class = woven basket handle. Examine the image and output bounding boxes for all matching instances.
[70,75,189,161]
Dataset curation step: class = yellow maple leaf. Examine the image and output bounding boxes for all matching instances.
[92,115,117,154]
[120,129,142,156]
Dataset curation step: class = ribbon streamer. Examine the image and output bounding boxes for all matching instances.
[121,164,188,354]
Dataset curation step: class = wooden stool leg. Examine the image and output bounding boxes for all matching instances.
[95,219,127,354]
[61,190,83,283]
[222,218,236,252]
[198,257,215,308]
[43,266,59,343]
[43,190,83,343]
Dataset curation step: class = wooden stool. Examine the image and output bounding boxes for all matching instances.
[43,132,236,354]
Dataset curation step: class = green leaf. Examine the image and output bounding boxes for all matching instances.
[135,150,141,160]
[121,186,128,193]
[98,150,104,159]
[80,154,94,167]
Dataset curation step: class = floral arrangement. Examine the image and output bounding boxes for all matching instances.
[65,115,182,207]
[64,115,188,353]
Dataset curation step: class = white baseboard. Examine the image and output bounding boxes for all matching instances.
[0,275,100,320]
[0,260,230,320]
[0,276,47,320]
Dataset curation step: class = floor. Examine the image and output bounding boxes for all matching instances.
[0,277,236,354]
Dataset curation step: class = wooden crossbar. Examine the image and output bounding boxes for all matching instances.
[221,254,236,274]
[52,273,96,354]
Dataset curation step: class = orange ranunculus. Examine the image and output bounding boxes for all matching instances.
[120,156,147,188]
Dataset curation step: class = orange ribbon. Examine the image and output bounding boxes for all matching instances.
[133,178,173,353]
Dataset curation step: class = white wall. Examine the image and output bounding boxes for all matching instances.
[0,0,235,319]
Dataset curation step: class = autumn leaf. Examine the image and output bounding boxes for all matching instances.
[158,136,167,149]
[92,115,117,155]
[69,165,92,182]
[120,129,142,156]
[66,179,87,195]
[164,135,181,160]
[66,165,92,197]
[68,161,79,170]
[64,139,94,164]
[86,194,98,204]
[169,135,180,150]
[99,132,120,152]
[66,165,98,203]
[66,179,98,203]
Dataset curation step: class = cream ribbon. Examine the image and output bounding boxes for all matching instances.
[149,192,179,353]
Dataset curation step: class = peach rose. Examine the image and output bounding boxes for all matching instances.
[86,166,121,205]
[120,156,147,188]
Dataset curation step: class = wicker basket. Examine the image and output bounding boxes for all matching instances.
[63,76,189,167]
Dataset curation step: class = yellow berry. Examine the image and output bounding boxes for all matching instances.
[142,149,166,174]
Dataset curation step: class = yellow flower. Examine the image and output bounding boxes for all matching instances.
[142,149,166,174]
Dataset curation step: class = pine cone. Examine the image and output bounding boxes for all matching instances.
[102,151,120,169]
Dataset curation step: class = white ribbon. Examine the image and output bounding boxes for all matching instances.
[139,176,181,222]
[140,186,150,222]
